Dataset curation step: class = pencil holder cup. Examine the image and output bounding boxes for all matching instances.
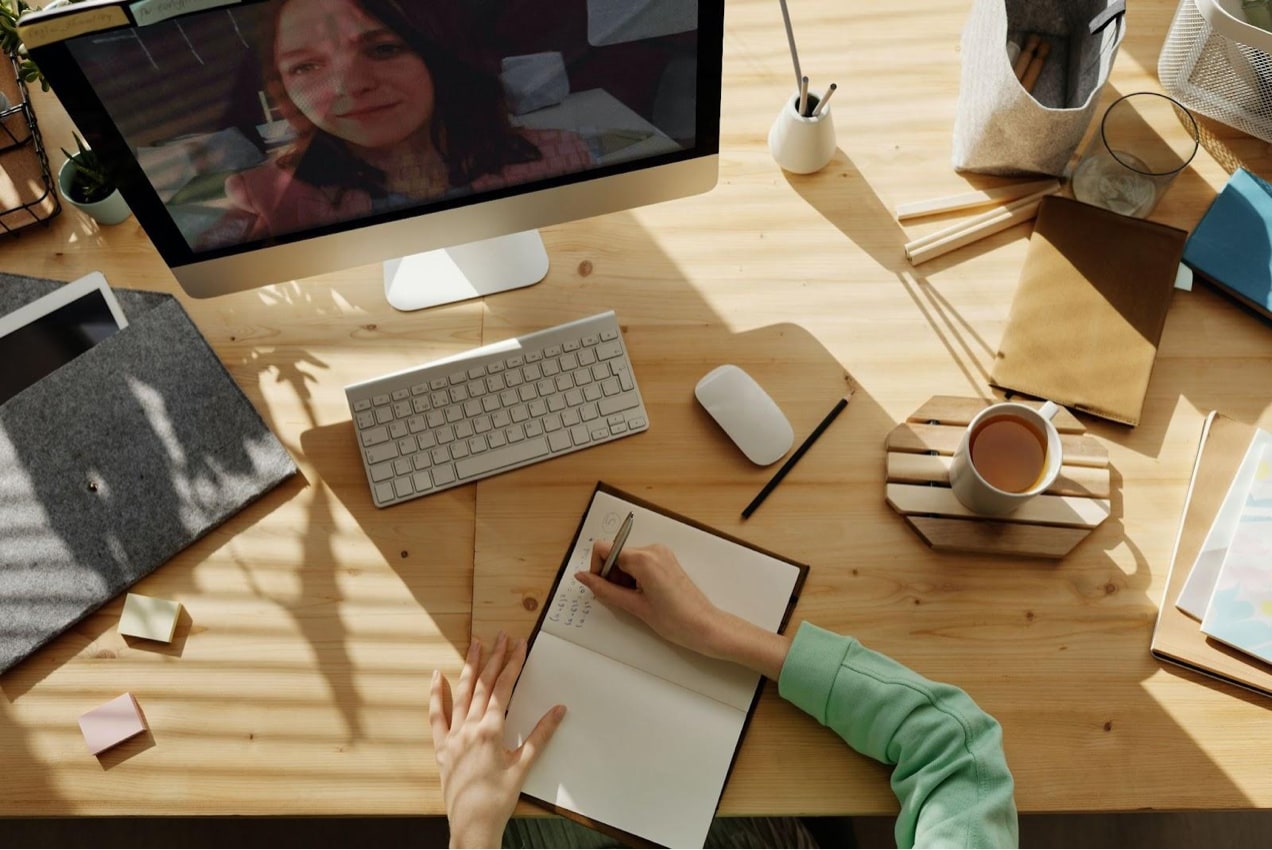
[768,92,836,174]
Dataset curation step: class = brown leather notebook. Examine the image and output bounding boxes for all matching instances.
[991,195,1187,426]
[1151,412,1272,698]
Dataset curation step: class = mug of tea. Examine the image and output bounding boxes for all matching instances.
[949,400,1062,516]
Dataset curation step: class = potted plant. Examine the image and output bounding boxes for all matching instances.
[58,130,129,225]
[0,0,47,91]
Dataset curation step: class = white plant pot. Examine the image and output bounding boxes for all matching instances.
[57,159,130,225]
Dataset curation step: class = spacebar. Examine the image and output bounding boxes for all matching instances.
[455,437,551,479]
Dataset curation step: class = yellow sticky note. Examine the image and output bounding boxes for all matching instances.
[119,593,181,643]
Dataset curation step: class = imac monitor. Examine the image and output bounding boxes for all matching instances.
[23,0,722,310]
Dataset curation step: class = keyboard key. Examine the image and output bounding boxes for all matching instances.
[596,341,623,359]
[375,406,393,424]
[370,461,394,482]
[392,388,409,401]
[548,430,572,452]
[356,411,376,429]
[375,481,396,503]
[456,437,549,479]
[570,425,591,446]
[600,378,621,397]
[389,421,408,439]
[410,382,429,396]
[412,471,433,492]
[393,457,412,476]
[432,465,457,486]
[394,476,414,499]
[599,392,640,416]
[366,442,399,464]
[353,398,372,412]
[372,393,391,406]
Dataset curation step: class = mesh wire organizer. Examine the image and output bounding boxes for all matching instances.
[1160,0,1272,142]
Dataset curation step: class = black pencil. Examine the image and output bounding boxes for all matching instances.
[741,390,854,519]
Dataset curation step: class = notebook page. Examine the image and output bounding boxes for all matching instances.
[1177,429,1268,618]
[505,631,742,849]
[541,488,802,712]
[1199,442,1272,664]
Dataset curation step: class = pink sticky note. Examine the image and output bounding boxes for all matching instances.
[79,693,148,755]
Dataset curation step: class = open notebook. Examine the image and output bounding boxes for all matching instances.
[503,483,808,848]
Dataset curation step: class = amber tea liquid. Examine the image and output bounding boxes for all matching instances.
[968,414,1047,493]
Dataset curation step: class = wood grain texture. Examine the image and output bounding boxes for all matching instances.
[2,0,1272,823]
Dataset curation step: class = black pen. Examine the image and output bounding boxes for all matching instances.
[741,390,854,519]
[600,512,634,579]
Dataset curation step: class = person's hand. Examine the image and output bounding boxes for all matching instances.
[576,541,729,658]
[429,632,566,849]
[576,541,794,680]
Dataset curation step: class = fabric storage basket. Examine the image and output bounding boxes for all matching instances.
[1159,0,1272,143]
[953,0,1126,176]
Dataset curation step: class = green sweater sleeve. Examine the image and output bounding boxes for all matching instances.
[777,622,1019,849]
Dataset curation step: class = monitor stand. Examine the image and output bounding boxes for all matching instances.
[383,230,549,312]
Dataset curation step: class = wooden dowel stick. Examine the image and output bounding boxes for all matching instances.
[895,178,1060,221]
[903,187,1057,254]
[1022,39,1051,93]
[1013,33,1040,80]
[905,196,1048,266]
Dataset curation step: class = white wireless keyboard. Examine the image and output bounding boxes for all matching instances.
[345,311,649,508]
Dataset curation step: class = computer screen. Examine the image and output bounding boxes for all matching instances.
[24,0,722,310]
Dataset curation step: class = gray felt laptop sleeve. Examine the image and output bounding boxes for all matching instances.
[0,274,298,674]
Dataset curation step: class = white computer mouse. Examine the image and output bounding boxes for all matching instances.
[694,365,794,465]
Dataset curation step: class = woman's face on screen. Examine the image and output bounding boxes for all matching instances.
[275,0,436,151]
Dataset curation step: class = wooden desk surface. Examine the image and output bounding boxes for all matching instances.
[3,0,1272,819]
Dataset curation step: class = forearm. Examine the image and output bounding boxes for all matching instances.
[704,610,793,680]
[779,623,1018,848]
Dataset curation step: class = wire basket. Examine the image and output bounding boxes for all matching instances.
[1159,0,1272,142]
[0,51,60,236]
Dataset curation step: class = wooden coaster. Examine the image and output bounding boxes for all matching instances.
[885,396,1111,559]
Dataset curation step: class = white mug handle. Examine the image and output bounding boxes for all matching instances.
[1038,400,1060,421]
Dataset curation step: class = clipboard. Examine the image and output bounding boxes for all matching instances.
[1151,412,1272,698]
[504,482,808,848]
[0,273,297,675]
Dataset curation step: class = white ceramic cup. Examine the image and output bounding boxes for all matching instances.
[768,91,836,174]
[949,400,1062,516]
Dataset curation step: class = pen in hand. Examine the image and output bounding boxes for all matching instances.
[600,512,635,580]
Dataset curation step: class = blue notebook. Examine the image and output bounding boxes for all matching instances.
[1182,168,1272,322]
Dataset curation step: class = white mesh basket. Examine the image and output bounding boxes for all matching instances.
[1159,0,1272,141]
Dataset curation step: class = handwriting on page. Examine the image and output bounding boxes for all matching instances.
[546,531,606,628]
[548,575,594,628]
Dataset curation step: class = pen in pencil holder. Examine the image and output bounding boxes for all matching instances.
[768,90,837,175]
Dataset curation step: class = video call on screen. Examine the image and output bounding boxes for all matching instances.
[64,0,701,253]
